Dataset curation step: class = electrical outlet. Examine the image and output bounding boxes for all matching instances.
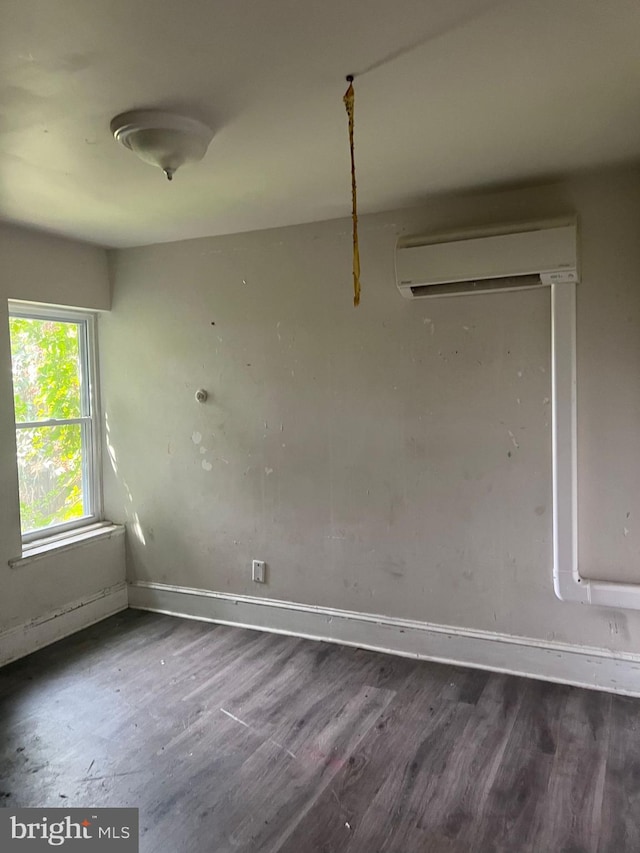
[252,559,266,583]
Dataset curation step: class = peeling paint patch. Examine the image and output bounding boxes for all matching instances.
[192,431,202,445]
[265,467,274,476]
[202,460,212,472]
[507,430,520,449]
[624,527,630,537]
[200,447,207,455]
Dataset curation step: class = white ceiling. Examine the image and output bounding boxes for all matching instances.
[2,0,640,248]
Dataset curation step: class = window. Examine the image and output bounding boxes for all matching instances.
[8,303,102,542]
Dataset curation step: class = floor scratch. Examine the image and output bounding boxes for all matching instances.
[219,708,250,729]
[219,708,296,758]
[77,771,143,783]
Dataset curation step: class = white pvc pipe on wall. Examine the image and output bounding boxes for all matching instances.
[552,281,640,608]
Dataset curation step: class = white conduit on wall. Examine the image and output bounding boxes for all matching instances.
[552,281,640,608]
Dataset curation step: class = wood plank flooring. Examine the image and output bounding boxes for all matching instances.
[1,609,640,852]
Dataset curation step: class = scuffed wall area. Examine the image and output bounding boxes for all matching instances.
[101,167,640,651]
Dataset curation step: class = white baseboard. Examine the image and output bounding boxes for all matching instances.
[128,581,640,698]
[0,582,128,667]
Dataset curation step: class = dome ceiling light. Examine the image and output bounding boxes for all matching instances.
[110,110,214,181]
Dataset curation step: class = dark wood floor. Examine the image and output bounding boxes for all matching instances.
[1,611,640,852]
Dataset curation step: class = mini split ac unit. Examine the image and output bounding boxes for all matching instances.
[395,219,579,298]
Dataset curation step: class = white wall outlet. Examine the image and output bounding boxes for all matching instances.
[252,559,266,583]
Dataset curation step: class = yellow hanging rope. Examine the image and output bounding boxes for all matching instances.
[343,75,361,307]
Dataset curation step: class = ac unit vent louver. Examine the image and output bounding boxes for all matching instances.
[396,220,578,299]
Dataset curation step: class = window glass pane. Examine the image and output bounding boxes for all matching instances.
[16,424,86,534]
[9,317,83,422]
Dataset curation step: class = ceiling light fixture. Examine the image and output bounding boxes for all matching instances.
[110,109,214,181]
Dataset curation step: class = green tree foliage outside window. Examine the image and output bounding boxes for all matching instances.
[9,316,86,534]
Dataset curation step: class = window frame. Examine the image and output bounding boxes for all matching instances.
[8,301,103,543]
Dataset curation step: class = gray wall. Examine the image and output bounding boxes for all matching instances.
[101,166,640,651]
[0,224,124,632]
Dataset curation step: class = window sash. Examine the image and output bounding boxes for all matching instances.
[8,301,103,542]
[16,417,91,428]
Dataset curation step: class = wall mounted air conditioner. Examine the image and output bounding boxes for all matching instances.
[396,219,579,298]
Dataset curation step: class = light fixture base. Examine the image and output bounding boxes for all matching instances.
[110,110,213,179]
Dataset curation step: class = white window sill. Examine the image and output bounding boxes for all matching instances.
[8,522,125,569]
